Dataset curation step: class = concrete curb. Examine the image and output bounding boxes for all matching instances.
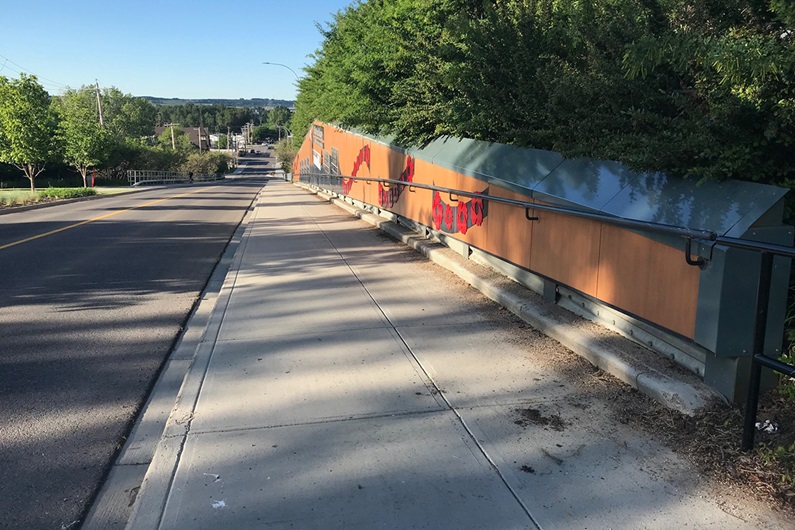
[306,185,719,416]
[81,185,261,529]
[122,187,262,530]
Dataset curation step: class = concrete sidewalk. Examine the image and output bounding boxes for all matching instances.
[117,178,786,529]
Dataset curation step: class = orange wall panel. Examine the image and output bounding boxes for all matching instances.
[479,187,534,269]
[596,225,699,337]
[296,122,699,339]
[529,207,602,296]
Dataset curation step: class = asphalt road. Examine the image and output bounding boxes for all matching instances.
[0,177,264,529]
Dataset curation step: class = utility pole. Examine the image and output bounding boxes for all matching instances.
[170,124,176,151]
[95,80,105,128]
[198,112,203,154]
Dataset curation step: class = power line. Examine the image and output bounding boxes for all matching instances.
[0,53,70,91]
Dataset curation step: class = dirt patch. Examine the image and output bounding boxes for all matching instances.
[627,388,795,511]
[514,407,567,432]
[563,353,795,514]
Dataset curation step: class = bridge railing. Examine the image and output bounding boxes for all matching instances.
[126,170,225,186]
[299,171,795,450]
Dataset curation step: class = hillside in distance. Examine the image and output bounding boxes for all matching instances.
[142,96,295,107]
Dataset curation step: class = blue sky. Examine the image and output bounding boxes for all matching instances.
[0,0,355,101]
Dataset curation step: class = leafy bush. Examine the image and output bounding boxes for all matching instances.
[38,187,97,199]
[180,151,230,176]
[294,1,795,192]
[758,441,795,490]
[273,139,297,173]
[0,190,37,206]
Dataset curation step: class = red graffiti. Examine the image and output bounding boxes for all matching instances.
[336,141,488,236]
[444,204,454,230]
[345,145,372,194]
[457,202,469,234]
[352,145,371,177]
[379,155,415,209]
[432,190,444,229]
[471,196,484,227]
[403,157,415,183]
[431,189,488,234]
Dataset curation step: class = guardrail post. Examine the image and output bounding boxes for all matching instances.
[741,251,774,451]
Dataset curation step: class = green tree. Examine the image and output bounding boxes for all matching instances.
[89,87,158,179]
[155,103,257,132]
[621,0,795,183]
[217,134,228,149]
[253,124,277,142]
[292,0,469,142]
[181,151,229,176]
[273,138,298,173]
[0,74,59,190]
[101,87,157,139]
[53,87,111,187]
[157,126,193,152]
[293,0,795,194]
[267,106,292,127]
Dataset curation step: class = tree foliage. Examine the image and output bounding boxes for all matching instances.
[181,151,229,176]
[293,0,795,196]
[267,106,292,127]
[253,125,277,142]
[273,138,298,173]
[101,87,158,140]
[157,126,194,152]
[0,74,243,183]
[53,87,111,187]
[0,74,59,190]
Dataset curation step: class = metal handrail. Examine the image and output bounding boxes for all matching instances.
[300,170,795,450]
[126,170,225,186]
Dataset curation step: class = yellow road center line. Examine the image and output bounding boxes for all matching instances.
[0,187,212,251]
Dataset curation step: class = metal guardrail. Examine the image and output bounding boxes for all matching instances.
[300,171,795,449]
[126,170,225,186]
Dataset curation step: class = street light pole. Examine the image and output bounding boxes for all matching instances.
[276,125,292,140]
[262,62,298,144]
[261,61,300,80]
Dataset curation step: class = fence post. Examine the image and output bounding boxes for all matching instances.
[741,251,774,451]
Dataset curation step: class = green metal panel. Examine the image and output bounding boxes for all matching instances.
[532,158,639,211]
[695,225,793,358]
[602,171,789,237]
[400,136,565,197]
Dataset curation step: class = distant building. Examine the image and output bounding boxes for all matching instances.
[230,134,247,150]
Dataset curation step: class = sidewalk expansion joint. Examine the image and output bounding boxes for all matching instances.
[298,195,543,529]
[184,408,451,436]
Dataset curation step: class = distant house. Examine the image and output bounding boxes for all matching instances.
[154,126,211,151]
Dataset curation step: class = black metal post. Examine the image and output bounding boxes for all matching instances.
[742,251,775,451]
